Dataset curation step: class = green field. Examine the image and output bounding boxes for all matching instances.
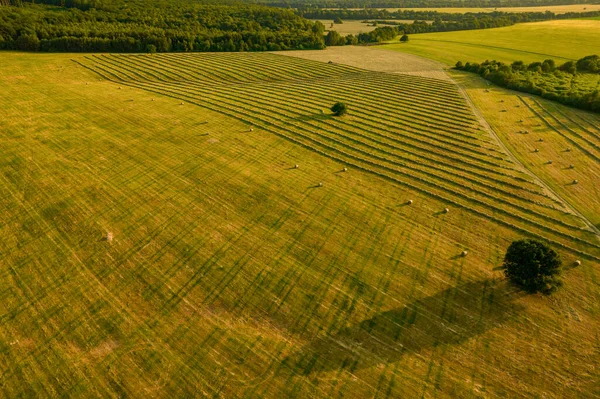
[382,20,600,65]
[1,52,600,397]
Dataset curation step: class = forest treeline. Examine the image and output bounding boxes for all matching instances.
[305,9,600,34]
[455,55,600,112]
[0,0,326,52]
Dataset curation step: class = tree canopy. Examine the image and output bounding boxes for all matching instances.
[501,239,562,294]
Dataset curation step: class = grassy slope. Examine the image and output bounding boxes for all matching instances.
[381,20,600,65]
[0,52,599,398]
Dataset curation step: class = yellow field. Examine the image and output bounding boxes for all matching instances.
[1,51,599,397]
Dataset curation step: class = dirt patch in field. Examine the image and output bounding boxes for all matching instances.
[277,46,450,81]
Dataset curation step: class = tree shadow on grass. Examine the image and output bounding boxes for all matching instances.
[281,279,525,375]
[294,113,333,122]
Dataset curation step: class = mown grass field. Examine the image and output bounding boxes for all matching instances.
[382,20,600,65]
[1,52,600,398]
[452,70,600,227]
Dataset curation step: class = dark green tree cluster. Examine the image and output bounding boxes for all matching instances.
[0,0,326,52]
[501,239,562,295]
[455,56,600,113]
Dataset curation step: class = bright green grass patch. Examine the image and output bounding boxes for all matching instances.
[382,20,600,65]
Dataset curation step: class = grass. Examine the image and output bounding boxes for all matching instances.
[382,20,600,65]
[452,70,600,227]
[1,51,600,398]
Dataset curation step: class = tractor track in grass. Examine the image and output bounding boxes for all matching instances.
[450,72,600,237]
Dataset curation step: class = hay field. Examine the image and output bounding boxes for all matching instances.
[452,71,600,227]
[1,51,600,398]
[279,46,449,80]
[382,20,600,65]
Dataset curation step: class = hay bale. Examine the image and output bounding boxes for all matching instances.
[524,130,529,134]
[569,164,575,169]
[500,100,504,103]
[407,199,413,205]
[501,109,507,112]
[443,208,449,213]
[534,148,539,152]
[566,147,571,152]
[151,98,155,101]
[461,251,468,257]
[180,102,184,105]
[538,138,544,142]
[519,119,523,122]
[575,260,581,266]
[343,167,348,172]
[318,182,323,187]
[118,87,122,90]
[294,164,299,169]
[573,179,578,184]
[547,160,553,164]
[106,232,113,242]
[249,127,254,132]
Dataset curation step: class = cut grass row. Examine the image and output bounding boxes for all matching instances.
[78,54,600,259]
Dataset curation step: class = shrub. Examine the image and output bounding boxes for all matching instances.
[331,102,347,116]
[399,34,409,42]
[501,239,562,294]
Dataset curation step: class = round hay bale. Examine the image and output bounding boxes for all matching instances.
[106,232,113,242]
[500,100,504,103]
[570,164,575,169]
[118,87,122,90]
[180,102,184,105]
[294,164,299,169]
[249,127,254,132]
[407,199,413,205]
[318,182,323,187]
[573,179,578,184]
[524,130,529,134]
[443,208,449,213]
[461,251,468,257]
[519,119,523,123]
[343,167,348,172]
[534,148,539,152]
[538,138,544,142]
[575,260,581,266]
[547,160,553,164]
[566,147,571,152]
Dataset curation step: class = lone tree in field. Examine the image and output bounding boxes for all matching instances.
[331,102,347,116]
[400,34,409,42]
[501,239,562,294]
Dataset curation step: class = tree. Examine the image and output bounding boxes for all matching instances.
[400,34,409,42]
[455,61,464,69]
[333,17,343,24]
[331,102,347,116]
[325,30,345,46]
[501,239,562,294]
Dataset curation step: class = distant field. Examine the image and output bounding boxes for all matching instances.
[313,19,426,36]
[327,4,600,14]
[382,20,600,65]
[2,51,600,398]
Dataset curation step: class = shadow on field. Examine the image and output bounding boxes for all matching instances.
[281,279,525,375]
[294,113,333,122]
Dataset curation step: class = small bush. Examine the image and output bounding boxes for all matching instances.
[331,102,347,116]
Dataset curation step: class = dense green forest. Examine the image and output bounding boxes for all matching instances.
[455,55,600,112]
[0,0,325,52]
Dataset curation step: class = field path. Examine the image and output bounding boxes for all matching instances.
[450,73,600,236]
